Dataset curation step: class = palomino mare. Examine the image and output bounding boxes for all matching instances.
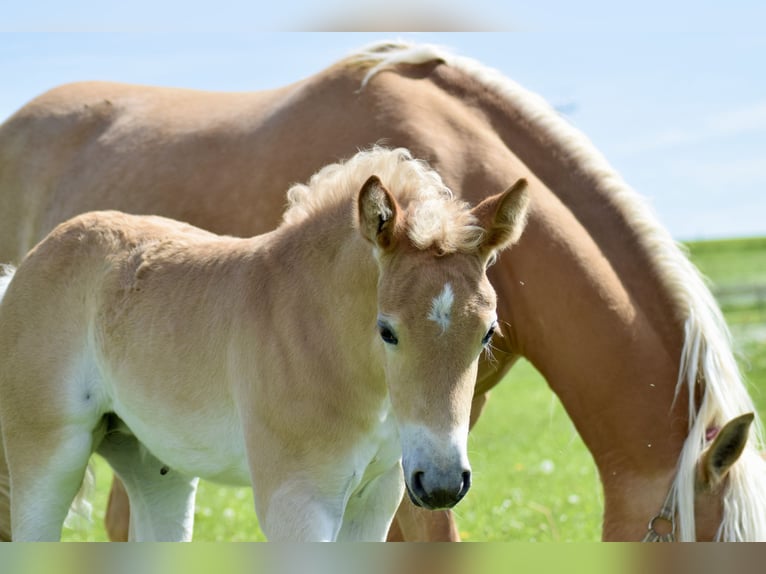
[0,41,764,541]
[0,148,530,541]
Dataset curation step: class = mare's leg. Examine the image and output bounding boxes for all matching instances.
[387,502,460,541]
[104,475,130,542]
[336,461,404,541]
[97,427,198,541]
[5,426,94,541]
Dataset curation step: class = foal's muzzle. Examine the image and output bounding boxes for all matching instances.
[405,468,472,510]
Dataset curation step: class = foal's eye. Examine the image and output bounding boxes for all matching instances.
[482,324,497,346]
[378,320,399,345]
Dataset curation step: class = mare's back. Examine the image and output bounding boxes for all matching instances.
[0,62,502,262]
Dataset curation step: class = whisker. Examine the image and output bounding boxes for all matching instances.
[483,342,499,366]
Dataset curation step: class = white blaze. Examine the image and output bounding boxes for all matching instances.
[428,282,454,334]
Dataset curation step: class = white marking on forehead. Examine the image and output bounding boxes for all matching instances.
[428,282,454,334]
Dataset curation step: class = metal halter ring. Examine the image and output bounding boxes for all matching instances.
[643,512,676,542]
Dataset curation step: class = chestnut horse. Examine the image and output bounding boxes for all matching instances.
[0,41,764,540]
[0,148,529,541]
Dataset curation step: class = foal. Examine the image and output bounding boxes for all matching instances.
[0,148,529,541]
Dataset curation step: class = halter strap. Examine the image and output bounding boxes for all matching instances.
[643,422,721,542]
[642,485,677,542]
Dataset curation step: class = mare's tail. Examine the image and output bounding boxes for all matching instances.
[0,265,16,541]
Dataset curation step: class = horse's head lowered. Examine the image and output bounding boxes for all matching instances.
[645,411,758,542]
[357,175,530,510]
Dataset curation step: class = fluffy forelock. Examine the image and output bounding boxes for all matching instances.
[283,146,484,254]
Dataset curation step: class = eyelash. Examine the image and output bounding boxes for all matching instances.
[482,323,497,346]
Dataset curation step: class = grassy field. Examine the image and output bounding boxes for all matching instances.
[62,237,766,542]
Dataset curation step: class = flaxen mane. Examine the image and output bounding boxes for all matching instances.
[349,41,766,541]
[283,147,485,255]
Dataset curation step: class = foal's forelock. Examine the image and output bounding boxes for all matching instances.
[406,199,484,255]
[282,147,486,255]
[282,147,449,224]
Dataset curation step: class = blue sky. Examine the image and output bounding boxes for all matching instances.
[2,3,765,240]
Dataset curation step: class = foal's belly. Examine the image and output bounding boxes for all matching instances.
[108,393,251,486]
[97,364,401,496]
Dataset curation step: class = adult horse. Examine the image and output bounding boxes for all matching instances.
[0,41,764,541]
[0,148,529,541]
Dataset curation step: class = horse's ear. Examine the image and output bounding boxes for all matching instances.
[698,412,754,491]
[471,178,530,260]
[358,175,399,251]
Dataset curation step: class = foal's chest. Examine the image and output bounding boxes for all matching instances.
[345,401,402,492]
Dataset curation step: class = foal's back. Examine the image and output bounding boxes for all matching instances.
[4,209,228,338]
[0,210,249,436]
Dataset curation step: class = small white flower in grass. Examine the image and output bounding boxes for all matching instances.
[493,498,513,515]
[223,508,235,520]
[539,459,554,474]
[567,494,580,505]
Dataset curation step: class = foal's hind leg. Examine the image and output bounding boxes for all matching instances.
[5,426,94,541]
[97,427,198,541]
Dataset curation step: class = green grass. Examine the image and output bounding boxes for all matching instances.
[62,237,766,542]
[684,236,766,289]
[457,361,602,542]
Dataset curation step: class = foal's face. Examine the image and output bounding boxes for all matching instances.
[357,173,530,510]
[375,248,498,510]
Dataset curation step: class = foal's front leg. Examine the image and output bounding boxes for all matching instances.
[256,461,403,542]
[257,479,346,541]
[336,460,404,541]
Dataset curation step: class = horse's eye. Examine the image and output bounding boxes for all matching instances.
[378,320,399,345]
[482,324,497,346]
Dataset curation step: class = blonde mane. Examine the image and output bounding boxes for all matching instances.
[283,146,485,254]
[350,41,766,541]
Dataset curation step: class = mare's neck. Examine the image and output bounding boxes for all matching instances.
[490,189,688,540]
[419,66,694,538]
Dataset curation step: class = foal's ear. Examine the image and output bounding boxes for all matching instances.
[358,175,400,251]
[471,178,530,260]
[698,412,754,491]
